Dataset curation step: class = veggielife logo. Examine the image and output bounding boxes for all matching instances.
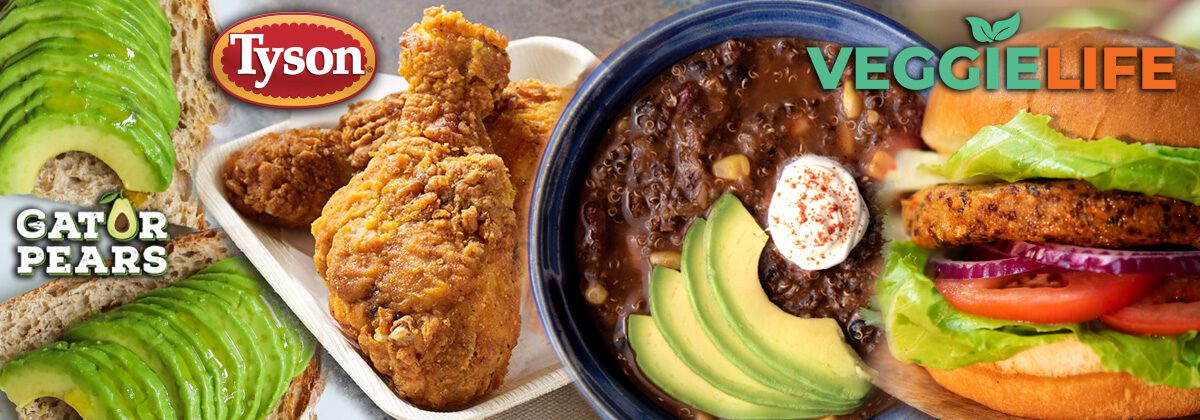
[210,12,377,108]
[15,192,169,277]
[813,13,1177,91]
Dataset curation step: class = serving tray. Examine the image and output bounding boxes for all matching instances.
[195,36,599,419]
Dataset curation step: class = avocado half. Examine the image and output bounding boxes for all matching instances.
[0,0,178,195]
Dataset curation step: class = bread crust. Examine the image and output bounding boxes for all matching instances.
[922,28,1200,155]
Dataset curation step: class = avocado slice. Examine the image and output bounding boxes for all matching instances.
[105,197,139,241]
[141,289,260,419]
[627,315,801,419]
[0,38,179,127]
[0,73,173,143]
[0,107,173,194]
[0,342,126,419]
[704,193,873,405]
[650,264,845,414]
[81,341,177,419]
[124,298,247,420]
[2,0,170,39]
[176,275,291,419]
[64,312,204,420]
[197,258,315,373]
[0,72,174,195]
[0,10,170,70]
[0,0,171,52]
[69,341,175,419]
[118,303,227,420]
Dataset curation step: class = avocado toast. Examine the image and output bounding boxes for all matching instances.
[0,230,324,419]
[0,0,223,229]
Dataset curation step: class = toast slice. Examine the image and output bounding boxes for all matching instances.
[31,0,226,229]
[0,229,325,419]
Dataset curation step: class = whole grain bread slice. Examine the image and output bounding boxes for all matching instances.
[0,229,325,419]
[31,0,226,229]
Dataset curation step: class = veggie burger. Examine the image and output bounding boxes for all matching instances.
[876,28,1200,418]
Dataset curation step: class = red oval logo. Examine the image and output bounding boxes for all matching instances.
[210,13,377,109]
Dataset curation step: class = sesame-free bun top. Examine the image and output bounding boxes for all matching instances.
[921,28,1200,155]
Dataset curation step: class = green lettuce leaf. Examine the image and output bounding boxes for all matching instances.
[933,111,1200,205]
[872,241,1200,387]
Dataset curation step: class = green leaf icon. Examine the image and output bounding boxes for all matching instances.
[98,191,119,204]
[966,16,995,42]
[992,12,1021,41]
[965,12,1021,43]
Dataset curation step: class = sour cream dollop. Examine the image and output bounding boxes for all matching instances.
[767,154,869,271]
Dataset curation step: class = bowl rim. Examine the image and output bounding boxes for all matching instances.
[529,0,937,418]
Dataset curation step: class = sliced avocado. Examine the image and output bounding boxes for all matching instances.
[123,298,244,420]
[0,11,169,70]
[0,0,171,49]
[0,342,126,419]
[0,72,173,139]
[117,303,227,420]
[3,0,170,38]
[64,312,204,420]
[198,258,314,373]
[682,219,858,409]
[627,315,801,419]
[0,99,173,194]
[105,197,139,241]
[140,289,258,419]
[0,0,171,66]
[650,264,842,414]
[82,341,177,419]
[176,274,290,419]
[0,39,179,128]
[69,341,174,420]
[0,25,174,94]
[704,193,873,404]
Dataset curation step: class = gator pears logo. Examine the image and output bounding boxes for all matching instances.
[15,191,170,277]
[210,12,377,108]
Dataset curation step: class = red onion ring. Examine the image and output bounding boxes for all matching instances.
[995,241,1200,276]
[926,251,1047,280]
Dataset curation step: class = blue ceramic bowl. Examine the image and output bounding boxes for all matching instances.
[529,1,935,418]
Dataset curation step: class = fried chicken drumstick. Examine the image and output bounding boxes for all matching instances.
[311,8,520,409]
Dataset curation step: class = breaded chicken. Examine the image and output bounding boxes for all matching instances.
[489,80,567,205]
[487,80,566,335]
[222,128,352,228]
[339,92,407,170]
[311,7,519,409]
[904,180,1200,249]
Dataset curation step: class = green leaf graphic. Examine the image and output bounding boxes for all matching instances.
[965,16,995,42]
[992,12,1021,41]
[99,192,119,204]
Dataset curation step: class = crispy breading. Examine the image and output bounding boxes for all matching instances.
[489,80,566,198]
[222,128,352,228]
[311,7,519,409]
[486,79,567,342]
[339,92,407,170]
[903,180,1200,249]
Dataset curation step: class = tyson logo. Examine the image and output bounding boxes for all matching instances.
[211,13,377,108]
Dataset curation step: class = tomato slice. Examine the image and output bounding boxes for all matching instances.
[935,271,1161,324]
[1101,278,1200,335]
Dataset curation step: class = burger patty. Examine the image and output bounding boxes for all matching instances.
[903,180,1200,249]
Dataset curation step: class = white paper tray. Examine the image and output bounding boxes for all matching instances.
[195,36,599,419]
